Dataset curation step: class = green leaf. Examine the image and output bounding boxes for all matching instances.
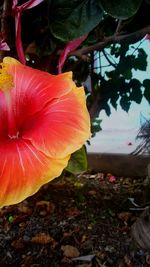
[110,93,119,109]
[129,79,143,104]
[50,0,103,41]
[120,95,131,112]
[66,146,88,174]
[99,0,142,19]
[91,117,102,137]
[116,55,134,79]
[103,103,111,116]
[133,48,148,71]
[123,68,132,80]
[36,30,57,56]
[143,79,150,103]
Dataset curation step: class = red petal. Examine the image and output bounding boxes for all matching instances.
[22,87,91,158]
[0,139,69,207]
[5,60,73,128]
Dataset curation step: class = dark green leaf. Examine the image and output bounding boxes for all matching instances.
[129,79,143,104]
[91,118,102,137]
[143,79,150,103]
[110,93,119,109]
[123,69,132,80]
[50,0,103,41]
[36,31,57,56]
[66,146,88,174]
[105,70,115,79]
[99,0,142,19]
[103,103,111,116]
[133,48,147,71]
[120,96,131,112]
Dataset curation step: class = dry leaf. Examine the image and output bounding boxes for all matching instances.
[146,255,150,265]
[17,202,32,215]
[11,238,24,249]
[118,212,132,222]
[88,190,97,196]
[36,201,55,214]
[31,233,56,245]
[61,245,80,258]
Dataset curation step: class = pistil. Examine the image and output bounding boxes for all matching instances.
[0,64,18,138]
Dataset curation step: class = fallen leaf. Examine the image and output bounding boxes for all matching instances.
[118,212,132,222]
[88,190,97,196]
[31,233,56,245]
[17,202,32,215]
[11,238,24,249]
[36,200,55,214]
[146,255,150,265]
[61,245,80,258]
[81,234,87,243]
[124,255,133,267]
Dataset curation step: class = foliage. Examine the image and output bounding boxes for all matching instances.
[66,146,88,174]
[133,115,150,155]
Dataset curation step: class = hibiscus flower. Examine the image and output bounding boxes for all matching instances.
[0,57,91,208]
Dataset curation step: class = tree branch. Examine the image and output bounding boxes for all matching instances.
[69,26,150,58]
[0,0,12,61]
[102,49,117,68]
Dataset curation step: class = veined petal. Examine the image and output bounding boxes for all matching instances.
[3,57,74,125]
[22,86,91,158]
[0,57,90,208]
[0,139,69,208]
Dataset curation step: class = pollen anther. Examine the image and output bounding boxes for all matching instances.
[0,63,14,92]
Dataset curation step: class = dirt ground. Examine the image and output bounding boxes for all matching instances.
[0,171,150,267]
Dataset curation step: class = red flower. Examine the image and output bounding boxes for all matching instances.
[0,57,91,207]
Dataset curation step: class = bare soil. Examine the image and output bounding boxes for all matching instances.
[0,172,150,267]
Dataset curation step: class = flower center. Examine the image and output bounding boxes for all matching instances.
[8,131,20,140]
[0,63,14,92]
[0,63,18,138]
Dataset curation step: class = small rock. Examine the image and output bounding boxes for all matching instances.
[61,245,80,258]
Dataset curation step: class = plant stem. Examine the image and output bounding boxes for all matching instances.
[0,0,13,62]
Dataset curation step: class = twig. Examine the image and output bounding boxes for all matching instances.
[102,49,117,68]
[131,38,145,55]
[69,26,150,58]
[0,0,12,62]
[115,19,123,35]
